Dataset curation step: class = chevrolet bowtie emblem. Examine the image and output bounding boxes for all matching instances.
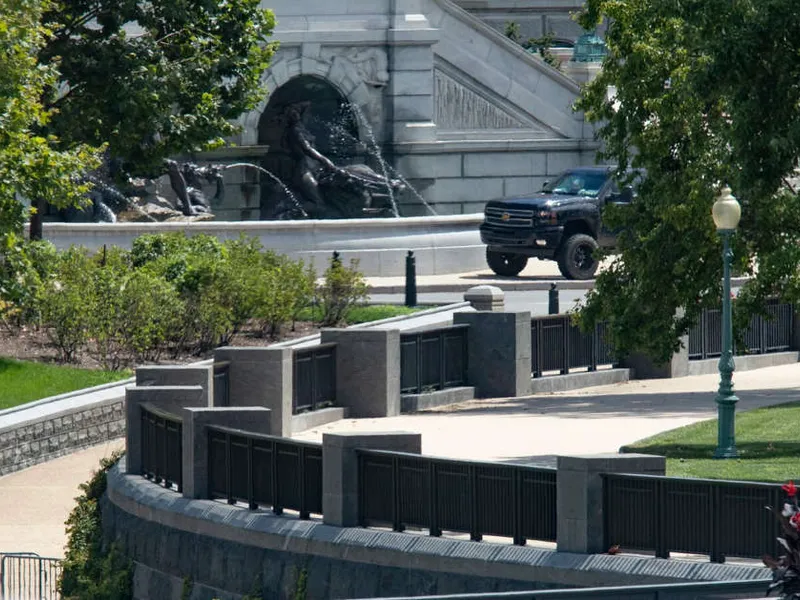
[501,212,510,221]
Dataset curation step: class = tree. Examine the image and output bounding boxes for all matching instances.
[39,0,277,178]
[0,0,99,248]
[575,0,800,364]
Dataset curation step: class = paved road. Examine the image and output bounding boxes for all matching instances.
[370,288,588,315]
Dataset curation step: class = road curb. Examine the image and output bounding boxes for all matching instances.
[368,276,752,295]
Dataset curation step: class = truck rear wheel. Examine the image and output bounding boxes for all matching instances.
[486,249,528,277]
[556,234,599,280]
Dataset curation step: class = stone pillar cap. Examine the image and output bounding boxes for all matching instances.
[464,285,504,300]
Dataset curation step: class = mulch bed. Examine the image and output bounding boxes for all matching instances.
[0,322,320,371]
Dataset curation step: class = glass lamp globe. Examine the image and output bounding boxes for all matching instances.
[712,186,741,231]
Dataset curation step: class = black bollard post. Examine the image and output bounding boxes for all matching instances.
[332,250,341,267]
[548,283,559,315]
[405,251,417,307]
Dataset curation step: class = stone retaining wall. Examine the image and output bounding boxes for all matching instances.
[0,397,125,476]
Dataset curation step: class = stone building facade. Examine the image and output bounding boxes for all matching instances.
[205,0,601,220]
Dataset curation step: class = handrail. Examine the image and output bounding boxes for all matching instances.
[140,402,182,423]
[348,578,772,600]
[603,471,782,488]
[206,424,322,449]
[357,448,555,471]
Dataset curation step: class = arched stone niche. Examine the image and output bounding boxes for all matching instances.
[239,45,389,148]
[256,74,361,218]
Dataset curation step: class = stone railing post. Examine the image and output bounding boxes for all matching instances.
[453,311,531,398]
[181,407,272,499]
[125,385,206,476]
[322,432,422,527]
[556,453,666,554]
[214,347,293,437]
[135,365,213,405]
[320,329,401,418]
[621,309,689,379]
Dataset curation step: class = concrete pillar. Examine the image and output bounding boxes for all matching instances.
[621,310,689,379]
[125,386,206,475]
[388,0,439,144]
[556,453,666,554]
[464,285,505,312]
[181,407,272,499]
[322,431,422,527]
[135,365,213,406]
[320,329,401,417]
[453,311,532,398]
[214,347,293,437]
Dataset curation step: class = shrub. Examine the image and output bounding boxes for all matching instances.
[119,271,183,363]
[87,262,127,370]
[253,255,316,337]
[317,255,369,327]
[0,238,58,328]
[40,248,96,362]
[59,450,132,600]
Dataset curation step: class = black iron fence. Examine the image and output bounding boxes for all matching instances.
[531,315,615,377]
[0,553,61,600]
[293,344,336,414]
[400,325,469,394]
[207,426,323,518]
[604,473,782,562]
[140,404,182,492]
[688,300,794,360]
[358,450,556,545]
[213,361,230,407]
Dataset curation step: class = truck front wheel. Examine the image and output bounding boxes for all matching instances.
[556,234,599,280]
[486,249,528,277]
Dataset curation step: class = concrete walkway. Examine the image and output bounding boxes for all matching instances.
[0,440,124,559]
[3,363,800,558]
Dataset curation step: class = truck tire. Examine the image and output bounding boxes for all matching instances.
[556,234,599,280]
[486,249,528,277]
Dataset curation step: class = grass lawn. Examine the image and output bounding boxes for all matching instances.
[622,401,800,483]
[296,303,427,325]
[0,358,132,410]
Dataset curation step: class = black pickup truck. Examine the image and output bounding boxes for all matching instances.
[479,166,635,280]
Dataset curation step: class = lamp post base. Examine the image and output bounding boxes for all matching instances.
[713,445,738,459]
[713,394,738,459]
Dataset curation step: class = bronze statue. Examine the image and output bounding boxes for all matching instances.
[165,159,224,216]
[281,104,341,216]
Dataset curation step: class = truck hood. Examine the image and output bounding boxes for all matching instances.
[485,192,586,210]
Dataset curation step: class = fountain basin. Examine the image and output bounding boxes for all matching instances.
[42,214,486,276]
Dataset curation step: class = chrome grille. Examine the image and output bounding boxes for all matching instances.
[484,206,535,227]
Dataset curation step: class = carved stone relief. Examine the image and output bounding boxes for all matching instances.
[434,68,544,131]
[320,47,389,88]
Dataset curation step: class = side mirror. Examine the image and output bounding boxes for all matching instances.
[608,186,633,203]
[621,185,634,201]
[540,179,550,191]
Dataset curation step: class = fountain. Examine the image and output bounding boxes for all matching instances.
[43,74,486,276]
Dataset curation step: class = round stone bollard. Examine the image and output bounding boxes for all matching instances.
[464,285,505,312]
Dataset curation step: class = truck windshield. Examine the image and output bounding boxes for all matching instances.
[544,171,609,197]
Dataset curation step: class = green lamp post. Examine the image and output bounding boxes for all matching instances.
[711,186,741,459]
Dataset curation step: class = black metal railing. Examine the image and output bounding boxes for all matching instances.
[0,552,62,600]
[688,300,793,360]
[400,325,469,394]
[207,426,323,517]
[213,361,230,407]
[293,344,337,414]
[531,315,615,377]
[140,404,183,491]
[358,450,556,545]
[604,473,782,562]
[347,579,772,600]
